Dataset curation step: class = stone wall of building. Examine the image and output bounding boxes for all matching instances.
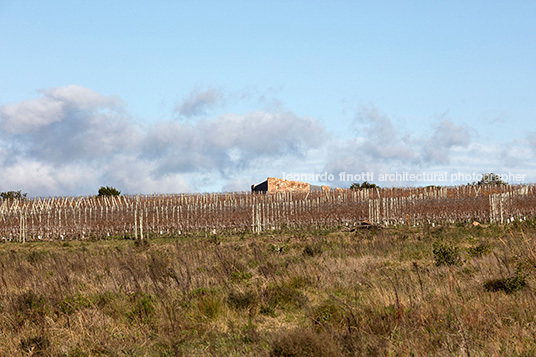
[252,177,331,193]
[267,177,310,192]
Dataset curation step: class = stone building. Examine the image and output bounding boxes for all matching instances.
[251,177,330,193]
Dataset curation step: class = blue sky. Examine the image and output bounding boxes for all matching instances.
[1,1,535,196]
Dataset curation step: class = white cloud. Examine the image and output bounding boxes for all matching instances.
[0,85,327,196]
[0,85,121,134]
[421,120,472,164]
[528,132,536,151]
[0,85,135,165]
[353,106,416,162]
[319,107,533,188]
[0,160,99,196]
[99,154,193,194]
[142,111,326,175]
[176,87,224,118]
[1,86,533,196]
[323,106,418,185]
[221,177,256,192]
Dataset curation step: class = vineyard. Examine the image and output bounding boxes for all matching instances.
[1,184,536,242]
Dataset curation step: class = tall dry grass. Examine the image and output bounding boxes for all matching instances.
[0,221,535,355]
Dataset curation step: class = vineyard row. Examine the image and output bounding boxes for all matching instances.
[1,184,535,242]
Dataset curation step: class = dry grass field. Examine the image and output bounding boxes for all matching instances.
[0,220,535,356]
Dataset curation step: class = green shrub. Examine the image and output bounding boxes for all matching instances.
[97,186,121,196]
[472,172,506,186]
[59,292,92,315]
[350,181,377,190]
[433,241,463,266]
[484,266,528,294]
[91,291,118,308]
[230,270,253,283]
[467,242,492,258]
[127,292,155,324]
[1,190,27,200]
[14,291,48,324]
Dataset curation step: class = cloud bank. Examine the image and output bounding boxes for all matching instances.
[324,106,474,184]
[0,86,532,196]
[0,85,326,196]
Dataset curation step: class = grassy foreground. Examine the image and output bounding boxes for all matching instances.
[1,221,535,356]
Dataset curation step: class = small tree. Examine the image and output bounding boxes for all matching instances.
[97,186,121,196]
[473,173,506,186]
[0,190,27,200]
[350,181,378,190]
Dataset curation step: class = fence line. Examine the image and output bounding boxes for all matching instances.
[1,184,535,241]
